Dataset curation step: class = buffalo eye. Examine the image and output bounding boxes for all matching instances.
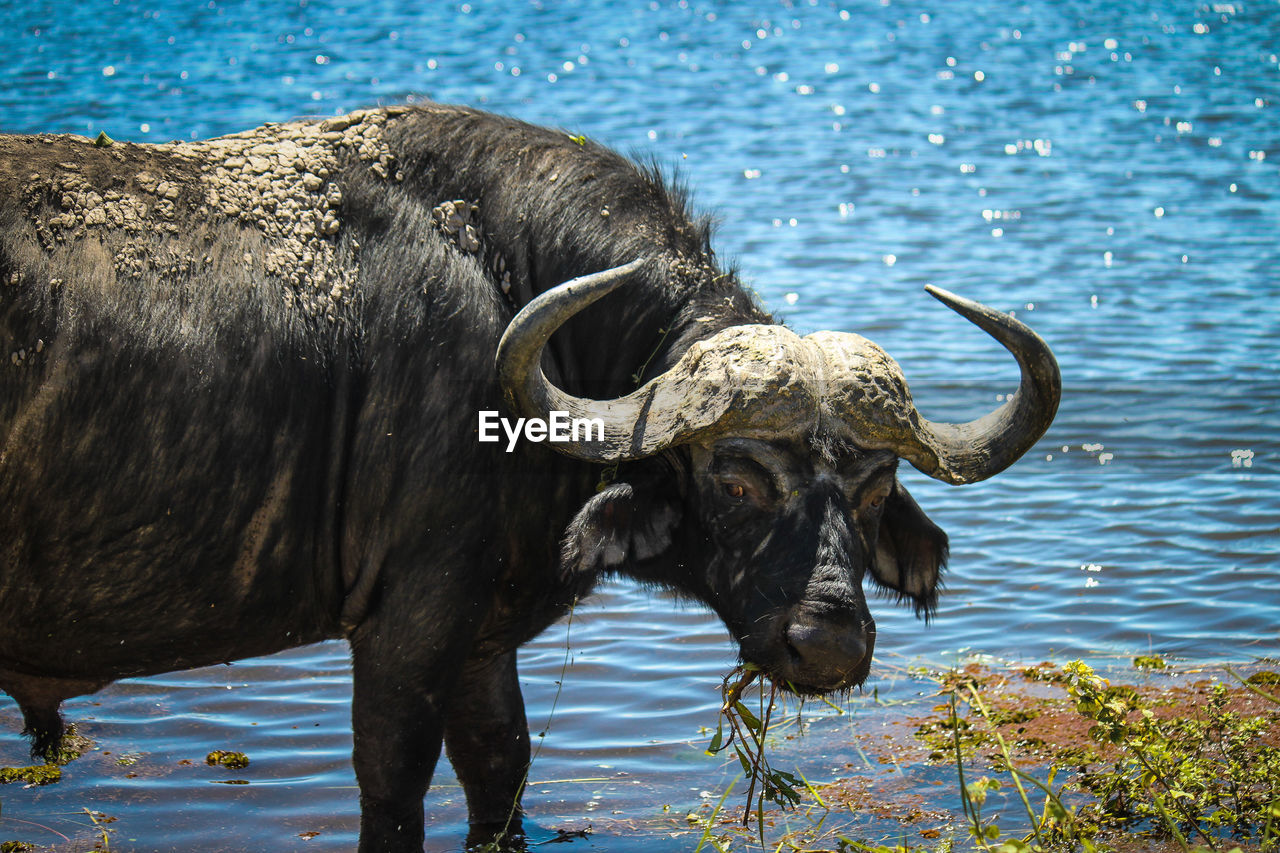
[709,454,777,507]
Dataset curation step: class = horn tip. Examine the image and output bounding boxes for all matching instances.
[924,284,1007,326]
[924,283,965,308]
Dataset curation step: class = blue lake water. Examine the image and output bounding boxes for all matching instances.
[1,1,1277,850]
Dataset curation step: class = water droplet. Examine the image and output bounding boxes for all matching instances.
[1230,449,1254,468]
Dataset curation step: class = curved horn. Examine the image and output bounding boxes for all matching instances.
[497,258,740,463]
[905,286,1062,484]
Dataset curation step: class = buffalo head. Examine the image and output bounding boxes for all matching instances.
[496,259,1060,694]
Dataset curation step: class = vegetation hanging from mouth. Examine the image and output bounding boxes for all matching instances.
[704,664,806,838]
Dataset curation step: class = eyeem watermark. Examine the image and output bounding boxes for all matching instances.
[478,410,605,452]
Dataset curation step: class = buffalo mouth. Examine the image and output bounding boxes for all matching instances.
[744,613,877,696]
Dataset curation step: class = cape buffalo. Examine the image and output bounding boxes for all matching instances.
[0,103,1060,852]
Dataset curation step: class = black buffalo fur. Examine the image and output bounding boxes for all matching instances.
[0,103,946,853]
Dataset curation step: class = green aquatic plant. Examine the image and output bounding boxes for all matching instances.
[693,660,1279,852]
[1065,661,1280,850]
[204,750,250,769]
[945,679,1097,853]
[45,723,92,766]
[83,808,116,851]
[706,664,805,841]
[0,764,61,785]
[0,841,38,852]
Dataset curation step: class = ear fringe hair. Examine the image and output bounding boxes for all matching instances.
[869,542,947,623]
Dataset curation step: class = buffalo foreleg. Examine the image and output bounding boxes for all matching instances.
[444,649,530,849]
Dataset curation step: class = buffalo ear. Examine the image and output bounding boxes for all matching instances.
[561,481,682,579]
[870,482,948,619]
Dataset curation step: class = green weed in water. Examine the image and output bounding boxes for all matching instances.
[205,750,250,770]
[696,660,1278,852]
[1065,661,1280,850]
[0,764,61,785]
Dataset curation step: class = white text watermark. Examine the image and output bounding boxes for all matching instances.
[478,410,605,452]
